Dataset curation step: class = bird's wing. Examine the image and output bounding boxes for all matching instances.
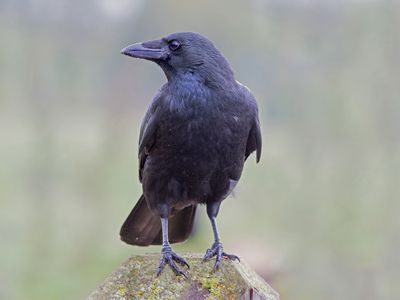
[236,82,262,162]
[138,93,162,182]
[245,115,262,163]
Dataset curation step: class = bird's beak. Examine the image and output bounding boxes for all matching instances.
[120,40,167,61]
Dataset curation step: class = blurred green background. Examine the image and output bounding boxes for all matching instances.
[1,0,399,299]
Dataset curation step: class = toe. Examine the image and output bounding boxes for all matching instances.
[169,259,188,278]
[169,260,179,274]
[222,252,240,261]
[157,260,167,276]
[178,269,189,279]
[157,253,172,276]
[203,248,214,261]
[172,254,190,269]
[214,259,221,271]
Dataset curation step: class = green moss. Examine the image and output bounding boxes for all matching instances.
[200,275,224,298]
[117,286,128,297]
[148,278,163,300]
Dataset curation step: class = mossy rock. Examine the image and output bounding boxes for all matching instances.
[87,253,279,300]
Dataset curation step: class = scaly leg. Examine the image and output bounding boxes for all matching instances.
[203,202,239,270]
[157,217,189,277]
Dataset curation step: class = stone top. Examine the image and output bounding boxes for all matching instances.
[88,253,279,300]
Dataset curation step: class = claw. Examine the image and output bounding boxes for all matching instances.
[203,242,239,271]
[173,254,190,269]
[223,252,240,262]
[157,246,189,277]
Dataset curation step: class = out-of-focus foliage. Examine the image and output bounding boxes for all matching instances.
[1,0,399,299]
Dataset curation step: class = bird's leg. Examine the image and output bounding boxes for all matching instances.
[157,217,189,277]
[203,202,239,270]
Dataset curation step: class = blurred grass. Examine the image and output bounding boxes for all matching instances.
[1,1,400,299]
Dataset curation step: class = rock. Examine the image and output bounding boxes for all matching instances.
[87,253,279,300]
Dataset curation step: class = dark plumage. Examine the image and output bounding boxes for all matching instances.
[120,32,261,276]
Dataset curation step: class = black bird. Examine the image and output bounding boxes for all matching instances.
[120,32,261,276]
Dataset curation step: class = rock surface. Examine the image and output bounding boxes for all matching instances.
[87,253,279,300]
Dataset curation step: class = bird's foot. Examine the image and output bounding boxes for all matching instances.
[203,241,240,271]
[157,245,189,278]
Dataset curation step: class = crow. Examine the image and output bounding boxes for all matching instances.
[120,32,261,276]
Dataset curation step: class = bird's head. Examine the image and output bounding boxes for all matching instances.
[121,32,234,86]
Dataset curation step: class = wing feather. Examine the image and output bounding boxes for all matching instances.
[138,90,164,181]
[245,116,262,162]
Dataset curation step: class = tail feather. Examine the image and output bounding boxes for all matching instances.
[168,204,197,244]
[120,195,197,246]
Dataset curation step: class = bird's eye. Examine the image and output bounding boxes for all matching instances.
[168,40,181,51]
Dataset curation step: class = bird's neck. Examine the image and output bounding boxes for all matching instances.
[166,72,212,113]
[167,72,206,97]
[168,69,234,90]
